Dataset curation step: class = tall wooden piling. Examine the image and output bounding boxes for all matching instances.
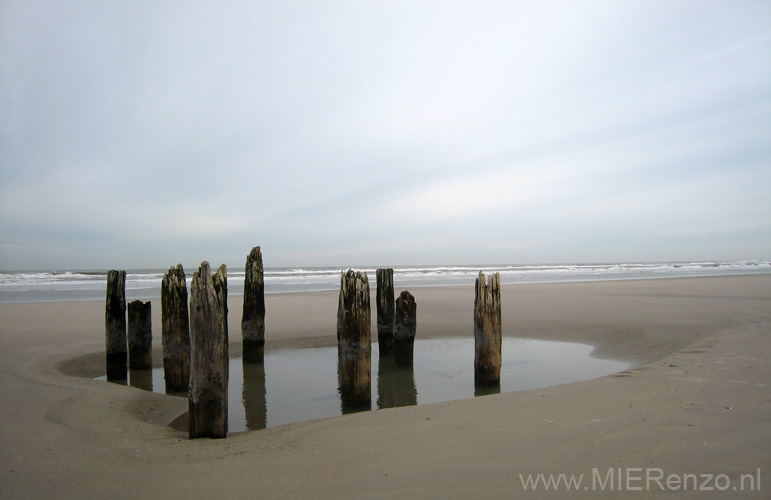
[376,268,395,356]
[105,270,127,380]
[242,246,266,363]
[337,270,371,406]
[188,262,229,439]
[161,265,190,392]
[474,272,502,386]
[127,300,152,370]
[393,290,417,365]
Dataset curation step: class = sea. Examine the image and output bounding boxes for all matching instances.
[1,260,769,304]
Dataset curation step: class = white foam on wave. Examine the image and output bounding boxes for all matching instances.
[1,261,769,303]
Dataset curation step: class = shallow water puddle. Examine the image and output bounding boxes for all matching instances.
[96,338,629,432]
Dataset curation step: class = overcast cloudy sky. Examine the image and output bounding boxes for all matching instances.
[1,1,769,270]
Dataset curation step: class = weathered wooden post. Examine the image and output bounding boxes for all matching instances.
[105,270,127,380]
[393,290,417,365]
[242,246,266,363]
[127,300,152,370]
[337,270,371,407]
[188,262,229,439]
[474,272,502,386]
[161,265,190,392]
[376,268,395,356]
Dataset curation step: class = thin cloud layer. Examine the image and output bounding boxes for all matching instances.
[1,1,769,270]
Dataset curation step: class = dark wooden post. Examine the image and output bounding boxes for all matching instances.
[393,290,417,365]
[161,264,190,392]
[105,270,127,380]
[376,268,395,356]
[127,300,152,370]
[474,272,502,386]
[188,262,228,439]
[242,246,266,363]
[337,270,371,406]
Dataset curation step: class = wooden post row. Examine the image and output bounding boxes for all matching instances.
[393,291,417,365]
[337,270,371,406]
[188,262,229,439]
[161,264,190,392]
[376,268,395,356]
[474,271,502,385]
[242,246,266,363]
[105,270,127,380]
[127,300,152,370]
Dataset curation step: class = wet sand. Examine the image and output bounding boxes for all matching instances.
[1,275,769,498]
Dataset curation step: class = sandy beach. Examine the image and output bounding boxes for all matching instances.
[1,275,769,498]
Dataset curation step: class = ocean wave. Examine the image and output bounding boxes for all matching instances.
[1,261,769,303]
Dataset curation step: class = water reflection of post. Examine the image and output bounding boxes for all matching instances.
[474,383,501,398]
[338,355,372,415]
[377,355,417,409]
[242,360,267,430]
[129,368,153,392]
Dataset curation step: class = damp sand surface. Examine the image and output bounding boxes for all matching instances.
[1,275,770,499]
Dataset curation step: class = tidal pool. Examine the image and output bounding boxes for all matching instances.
[98,338,629,432]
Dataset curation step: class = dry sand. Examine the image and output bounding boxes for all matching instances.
[1,275,769,498]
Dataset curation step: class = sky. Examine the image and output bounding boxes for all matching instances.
[1,0,769,271]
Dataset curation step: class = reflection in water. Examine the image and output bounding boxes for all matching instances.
[97,338,631,433]
[129,368,153,392]
[337,355,371,415]
[242,360,267,430]
[340,401,370,416]
[474,382,501,397]
[377,355,417,409]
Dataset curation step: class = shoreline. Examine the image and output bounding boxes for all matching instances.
[3,265,770,305]
[2,275,769,498]
[53,273,767,375]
